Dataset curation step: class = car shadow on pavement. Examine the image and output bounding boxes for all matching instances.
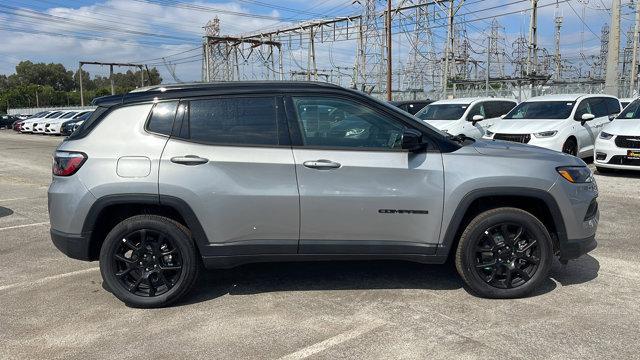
[596,169,640,179]
[0,206,14,218]
[179,261,464,306]
[549,254,600,287]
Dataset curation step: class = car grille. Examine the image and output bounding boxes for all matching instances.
[614,136,640,149]
[608,155,640,166]
[493,133,531,144]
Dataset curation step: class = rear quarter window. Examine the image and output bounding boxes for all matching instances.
[146,101,178,136]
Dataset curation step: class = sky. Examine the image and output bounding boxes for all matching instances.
[0,0,636,84]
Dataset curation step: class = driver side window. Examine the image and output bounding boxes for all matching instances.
[466,103,486,120]
[292,97,405,150]
[574,100,592,120]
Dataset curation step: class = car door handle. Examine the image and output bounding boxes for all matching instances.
[303,159,341,170]
[170,155,209,166]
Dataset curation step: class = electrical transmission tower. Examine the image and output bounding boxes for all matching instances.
[593,25,610,79]
[354,0,386,94]
[488,19,505,79]
[554,2,563,80]
[512,36,529,77]
[403,0,439,97]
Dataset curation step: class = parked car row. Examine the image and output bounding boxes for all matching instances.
[9,109,93,136]
[411,94,640,173]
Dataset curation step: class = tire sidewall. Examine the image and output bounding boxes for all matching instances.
[99,216,197,308]
[459,209,553,298]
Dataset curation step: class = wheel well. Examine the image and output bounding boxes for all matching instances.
[565,135,577,145]
[87,203,188,260]
[448,195,560,260]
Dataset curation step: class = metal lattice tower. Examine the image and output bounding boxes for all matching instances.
[593,25,610,79]
[202,17,231,82]
[512,36,529,77]
[403,0,439,95]
[354,0,386,93]
[488,19,506,78]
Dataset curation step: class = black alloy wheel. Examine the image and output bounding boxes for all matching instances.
[111,229,183,297]
[562,139,578,156]
[473,223,540,289]
[100,215,200,308]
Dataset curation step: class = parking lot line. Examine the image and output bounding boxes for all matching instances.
[0,267,99,292]
[0,221,49,231]
[277,321,385,360]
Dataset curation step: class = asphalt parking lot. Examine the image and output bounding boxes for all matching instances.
[1,130,639,359]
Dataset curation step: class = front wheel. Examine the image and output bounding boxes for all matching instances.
[562,138,578,156]
[455,208,553,298]
[99,215,200,308]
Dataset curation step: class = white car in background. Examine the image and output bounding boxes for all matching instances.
[33,111,69,134]
[619,98,637,110]
[594,98,640,172]
[20,111,57,133]
[45,110,88,135]
[484,94,621,158]
[414,97,517,139]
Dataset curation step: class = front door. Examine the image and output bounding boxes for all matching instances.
[159,96,300,256]
[286,95,445,255]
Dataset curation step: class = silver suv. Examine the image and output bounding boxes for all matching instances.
[49,82,599,307]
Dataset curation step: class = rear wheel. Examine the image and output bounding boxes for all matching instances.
[455,208,553,298]
[99,215,200,308]
[562,138,578,156]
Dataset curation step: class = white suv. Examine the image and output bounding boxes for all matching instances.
[484,94,621,158]
[594,98,640,172]
[415,98,517,139]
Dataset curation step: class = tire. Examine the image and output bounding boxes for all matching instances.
[99,215,201,308]
[562,138,578,156]
[455,207,553,299]
[596,166,613,174]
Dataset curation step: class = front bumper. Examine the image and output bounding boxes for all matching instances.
[594,136,640,170]
[559,235,597,262]
[50,228,92,260]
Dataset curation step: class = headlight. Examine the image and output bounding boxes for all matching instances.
[556,166,593,183]
[599,131,614,140]
[533,130,558,138]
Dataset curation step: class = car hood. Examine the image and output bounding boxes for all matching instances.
[423,119,460,130]
[472,138,583,164]
[603,119,640,136]
[490,119,567,134]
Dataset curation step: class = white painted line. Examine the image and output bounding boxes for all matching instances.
[278,321,385,360]
[0,196,34,202]
[0,267,99,292]
[0,221,49,231]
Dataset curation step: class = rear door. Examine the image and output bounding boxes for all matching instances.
[286,95,445,255]
[159,95,300,256]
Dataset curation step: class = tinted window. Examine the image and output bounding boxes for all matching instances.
[619,99,640,119]
[45,112,62,118]
[466,103,486,120]
[185,97,278,145]
[506,101,574,120]
[499,101,517,116]
[60,112,77,119]
[147,101,178,136]
[417,104,468,120]
[292,97,404,149]
[588,98,608,117]
[605,97,621,115]
[574,100,591,120]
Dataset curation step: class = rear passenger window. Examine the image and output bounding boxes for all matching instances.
[185,97,278,145]
[147,101,178,136]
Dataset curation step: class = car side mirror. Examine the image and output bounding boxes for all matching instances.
[500,114,506,118]
[468,114,484,125]
[401,129,426,152]
[608,113,618,121]
[581,113,595,121]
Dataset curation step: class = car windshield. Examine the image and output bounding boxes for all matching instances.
[416,104,468,120]
[504,101,575,119]
[75,112,92,120]
[61,112,77,119]
[45,112,62,118]
[618,99,640,119]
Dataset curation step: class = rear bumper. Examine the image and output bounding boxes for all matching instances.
[50,228,92,261]
[559,235,597,262]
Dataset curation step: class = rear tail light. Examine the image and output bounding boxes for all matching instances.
[53,151,87,176]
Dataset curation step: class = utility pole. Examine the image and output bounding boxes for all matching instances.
[486,35,490,96]
[630,0,640,96]
[308,26,317,81]
[78,63,84,107]
[385,0,392,101]
[109,65,115,95]
[527,0,538,77]
[604,0,621,96]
